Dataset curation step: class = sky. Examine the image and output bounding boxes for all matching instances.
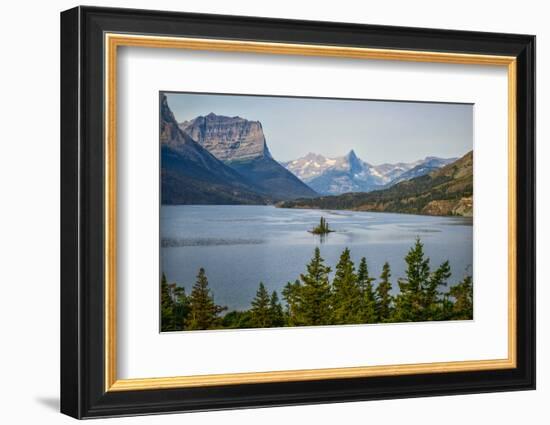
[165,92,473,164]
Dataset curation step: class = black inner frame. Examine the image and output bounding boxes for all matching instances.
[60,6,535,419]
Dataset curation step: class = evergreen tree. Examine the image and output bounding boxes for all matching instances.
[222,310,253,329]
[269,290,285,327]
[332,248,362,324]
[299,247,332,325]
[160,273,177,331]
[186,268,226,330]
[282,280,303,326]
[310,216,333,235]
[392,238,430,322]
[450,275,473,320]
[439,292,455,321]
[161,274,189,331]
[171,284,189,330]
[375,262,393,322]
[424,260,451,320]
[250,282,272,327]
[357,257,377,323]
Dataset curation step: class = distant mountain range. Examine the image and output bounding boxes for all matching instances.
[161,93,467,209]
[282,151,456,195]
[279,151,473,217]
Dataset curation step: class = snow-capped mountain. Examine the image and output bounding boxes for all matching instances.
[386,156,457,186]
[282,151,456,195]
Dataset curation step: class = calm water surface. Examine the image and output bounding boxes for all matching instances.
[161,205,473,311]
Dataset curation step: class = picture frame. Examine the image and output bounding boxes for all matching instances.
[60,5,535,419]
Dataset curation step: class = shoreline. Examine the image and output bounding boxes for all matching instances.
[162,203,473,220]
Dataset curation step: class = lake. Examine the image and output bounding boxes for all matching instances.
[161,205,473,311]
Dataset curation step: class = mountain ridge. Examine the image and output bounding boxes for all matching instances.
[178,112,317,200]
[160,95,270,205]
[278,151,473,217]
[282,150,456,195]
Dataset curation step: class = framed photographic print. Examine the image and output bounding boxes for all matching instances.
[60,6,535,419]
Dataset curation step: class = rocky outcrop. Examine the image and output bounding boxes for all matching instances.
[160,95,268,205]
[421,197,473,217]
[179,114,271,162]
[179,112,317,200]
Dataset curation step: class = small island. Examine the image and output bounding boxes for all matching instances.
[309,216,334,235]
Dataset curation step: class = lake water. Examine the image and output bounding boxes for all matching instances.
[161,205,473,311]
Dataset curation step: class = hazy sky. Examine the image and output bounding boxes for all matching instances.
[165,92,472,164]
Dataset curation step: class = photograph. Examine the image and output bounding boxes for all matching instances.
[160,92,474,332]
[57,4,536,419]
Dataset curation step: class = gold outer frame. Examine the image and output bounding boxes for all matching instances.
[104,33,517,392]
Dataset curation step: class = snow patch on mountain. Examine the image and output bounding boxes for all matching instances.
[283,151,457,195]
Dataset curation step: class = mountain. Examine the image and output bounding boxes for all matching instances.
[278,151,473,217]
[310,150,386,194]
[160,94,268,205]
[282,150,387,195]
[179,114,317,200]
[283,151,456,195]
[179,113,272,162]
[386,156,457,186]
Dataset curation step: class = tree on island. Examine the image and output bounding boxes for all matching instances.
[186,268,226,330]
[309,216,334,235]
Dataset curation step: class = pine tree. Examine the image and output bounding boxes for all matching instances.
[450,275,473,320]
[160,273,177,331]
[186,268,225,330]
[222,310,253,329]
[171,285,189,330]
[299,247,332,325]
[357,257,377,323]
[392,238,430,322]
[332,248,362,324]
[310,216,332,235]
[424,260,451,320]
[375,262,393,322]
[282,280,303,326]
[269,291,285,327]
[250,282,272,328]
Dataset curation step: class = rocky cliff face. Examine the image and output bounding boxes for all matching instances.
[160,94,269,205]
[178,112,317,200]
[179,113,272,162]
